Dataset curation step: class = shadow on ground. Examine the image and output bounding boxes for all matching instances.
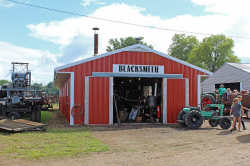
[85,124,220,132]
[237,134,250,143]
[216,130,232,135]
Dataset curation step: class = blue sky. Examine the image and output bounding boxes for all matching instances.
[0,0,250,84]
[0,0,205,53]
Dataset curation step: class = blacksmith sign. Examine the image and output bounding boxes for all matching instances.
[113,64,164,74]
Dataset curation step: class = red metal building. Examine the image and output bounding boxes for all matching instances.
[54,44,212,126]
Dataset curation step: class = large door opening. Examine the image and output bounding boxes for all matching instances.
[113,77,163,124]
[215,82,240,92]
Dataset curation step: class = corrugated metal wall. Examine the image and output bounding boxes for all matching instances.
[89,77,110,124]
[201,63,250,93]
[167,79,186,123]
[59,51,207,124]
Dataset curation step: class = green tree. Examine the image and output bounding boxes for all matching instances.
[106,37,153,52]
[168,34,199,61]
[168,34,240,72]
[46,82,59,95]
[32,83,43,90]
[0,80,10,86]
[31,82,59,95]
[188,35,240,72]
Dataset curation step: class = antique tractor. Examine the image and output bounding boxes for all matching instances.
[177,104,232,129]
[201,92,250,117]
[0,62,44,122]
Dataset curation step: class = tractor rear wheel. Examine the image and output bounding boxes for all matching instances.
[184,110,203,129]
[177,110,187,127]
[208,119,218,127]
[219,117,231,129]
[8,112,20,120]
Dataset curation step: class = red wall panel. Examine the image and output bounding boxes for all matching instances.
[89,77,109,124]
[167,79,186,123]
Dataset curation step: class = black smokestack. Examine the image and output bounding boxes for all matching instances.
[92,27,99,56]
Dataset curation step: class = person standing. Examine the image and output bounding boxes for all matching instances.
[230,98,242,132]
[237,95,250,130]
[226,88,232,100]
[218,84,227,103]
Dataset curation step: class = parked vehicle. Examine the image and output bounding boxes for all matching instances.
[0,62,45,122]
[177,104,231,129]
[201,92,250,117]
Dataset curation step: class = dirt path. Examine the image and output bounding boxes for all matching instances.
[1,119,250,166]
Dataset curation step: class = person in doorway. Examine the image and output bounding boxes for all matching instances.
[232,89,239,97]
[218,84,226,103]
[226,88,232,100]
[230,97,242,132]
[215,89,219,102]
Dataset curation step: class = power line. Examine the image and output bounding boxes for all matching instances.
[6,0,250,40]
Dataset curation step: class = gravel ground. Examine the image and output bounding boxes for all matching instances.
[1,113,250,166]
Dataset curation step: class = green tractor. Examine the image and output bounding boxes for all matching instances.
[177,104,232,129]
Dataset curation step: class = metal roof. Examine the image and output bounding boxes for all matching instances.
[228,63,250,73]
[55,44,212,75]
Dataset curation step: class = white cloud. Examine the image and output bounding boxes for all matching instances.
[0,0,14,7]
[27,2,250,65]
[192,0,250,17]
[81,0,106,7]
[59,35,92,62]
[0,41,60,84]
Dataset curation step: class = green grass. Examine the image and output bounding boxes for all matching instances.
[41,111,53,124]
[52,103,59,111]
[0,128,108,160]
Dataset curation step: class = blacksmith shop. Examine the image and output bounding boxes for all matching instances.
[54,44,211,126]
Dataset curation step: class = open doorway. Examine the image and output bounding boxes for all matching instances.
[113,77,162,124]
[215,82,240,92]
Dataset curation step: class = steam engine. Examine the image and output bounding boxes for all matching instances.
[0,62,43,121]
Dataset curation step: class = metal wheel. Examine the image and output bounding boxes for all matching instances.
[219,117,231,129]
[208,119,218,127]
[184,110,203,129]
[8,112,20,120]
[177,110,187,127]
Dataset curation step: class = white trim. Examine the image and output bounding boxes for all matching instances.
[163,78,167,124]
[55,44,212,75]
[185,78,189,106]
[240,81,243,91]
[113,64,164,74]
[70,72,74,126]
[56,72,74,125]
[92,72,183,78]
[109,77,113,125]
[84,77,89,125]
[197,75,201,107]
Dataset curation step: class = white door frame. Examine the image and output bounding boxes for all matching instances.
[85,73,186,125]
[84,76,113,125]
[197,75,201,107]
[57,72,74,126]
